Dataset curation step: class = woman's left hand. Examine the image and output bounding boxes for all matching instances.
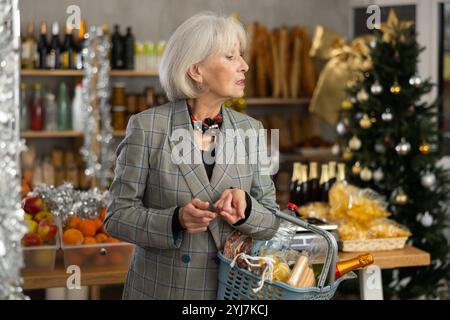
[214,188,246,225]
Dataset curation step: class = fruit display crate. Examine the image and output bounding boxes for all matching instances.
[58,220,135,270]
[22,235,60,272]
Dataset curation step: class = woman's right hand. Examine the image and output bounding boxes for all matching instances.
[179,198,217,233]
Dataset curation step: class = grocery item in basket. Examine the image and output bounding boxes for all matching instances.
[287,253,316,288]
[223,230,253,269]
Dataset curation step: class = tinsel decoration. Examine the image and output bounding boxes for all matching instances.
[0,0,29,300]
[80,26,114,189]
[33,183,109,223]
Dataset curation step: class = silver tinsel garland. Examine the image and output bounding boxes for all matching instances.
[33,183,109,223]
[0,0,28,300]
[80,26,114,188]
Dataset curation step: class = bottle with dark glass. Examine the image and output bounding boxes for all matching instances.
[337,163,347,183]
[328,161,337,188]
[124,26,135,69]
[30,83,44,130]
[308,162,320,202]
[295,164,310,206]
[319,164,331,203]
[111,25,124,69]
[75,19,86,70]
[289,162,300,205]
[36,22,49,69]
[62,23,76,69]
[47,22,61,69]
[20,83,29,131]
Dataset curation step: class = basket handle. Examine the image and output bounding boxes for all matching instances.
[274,210,338,289]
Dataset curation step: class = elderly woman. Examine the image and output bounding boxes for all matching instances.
[105,12,280,300]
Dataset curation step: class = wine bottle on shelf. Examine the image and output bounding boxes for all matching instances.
[111,24,124,69]
[62,23,76,69]
[30,83,44,131]
[337,163,347,183]
[21,21,36,69]
[124,26,135,70]
[36,22,49,69]
[319,164,331,203]
[47,22,61,69]
[328,161,337,187]
[289,162,300,205]
[335,254,374,279]
[72,83,84,131]
[57,82,71,131]
[44,93,57,131]
[294,164,310,206]
[20,83,29,131]
[308,162,320,202]
[75,19,86,70]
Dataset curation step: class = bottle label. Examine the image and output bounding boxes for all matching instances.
[47,51,56,69]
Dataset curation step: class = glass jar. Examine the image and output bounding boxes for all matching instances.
[112,106,127,131]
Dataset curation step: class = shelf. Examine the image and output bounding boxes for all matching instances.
[21,130,125,138]
[245,97,310,105]
[21,70,158,77]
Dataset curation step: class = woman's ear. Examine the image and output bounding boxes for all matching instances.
[187,64,203,83]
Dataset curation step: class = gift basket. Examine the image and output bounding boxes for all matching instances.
[217,206,356,300]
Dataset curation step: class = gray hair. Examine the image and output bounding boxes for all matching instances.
[159,12,247,102]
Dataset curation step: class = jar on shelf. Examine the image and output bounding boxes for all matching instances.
[112,82,126,107]
[112,106,127,131]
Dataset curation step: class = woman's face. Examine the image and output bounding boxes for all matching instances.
[198,41,249,100]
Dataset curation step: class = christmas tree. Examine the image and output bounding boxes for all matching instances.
[336,10,450,299]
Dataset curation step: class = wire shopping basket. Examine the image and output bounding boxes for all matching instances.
[217,209,356,300]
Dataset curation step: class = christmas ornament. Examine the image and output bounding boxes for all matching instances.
[369,40,377,48]
[380,9,414,43]
[370,117,377,124]
[409,74,422,88]
[370,81,383,95]
[350,97,357,104]
[393,188,408,205]
[374,143,386,154]
[360,167,373,181]
[331,143,340,155]
[381,108,393,122]
[336,121,347,135]
[341,99,353,110]
[420,212,433,227]
[373,168,384,181]
[352,162,362,175]
[419,142,430,155]
[395,138,411,155]
[357,89,369,102]
[390,81,401,94]
[421,171,436,189]
[343,149,353,161]
[359,114,372,129]
[355,112,364,120]
[349,135,362,150]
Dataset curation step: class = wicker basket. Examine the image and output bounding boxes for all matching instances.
[339,237,408,252]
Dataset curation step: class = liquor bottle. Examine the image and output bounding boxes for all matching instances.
[72,83,84,131]
[308,162,320,202]
[328,161,337,187]
[21,21,36,69]
[337,163,347,183]
[289,162,300,205]
[319,164,331,203]
[20,83,29,131]
[75,19,86,70]
[44,93,57,131]
[62,23,76,69]
[111,25,124,69]
[30,83,44,131]
[48,22,61,69]
[57,82,71,130]
[294,164,309,206]
[335,254,374,278]
[124,26,135,70]
[36,22,49,69]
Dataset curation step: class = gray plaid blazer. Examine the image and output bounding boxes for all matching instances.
[105,99,280,300]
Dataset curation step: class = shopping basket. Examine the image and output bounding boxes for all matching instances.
[217,209,356,300]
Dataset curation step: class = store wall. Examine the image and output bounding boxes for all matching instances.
[19,0,351,41]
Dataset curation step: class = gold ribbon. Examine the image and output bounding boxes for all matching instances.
[308,26,373,125]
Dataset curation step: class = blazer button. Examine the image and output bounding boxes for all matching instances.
[181,254,190,263]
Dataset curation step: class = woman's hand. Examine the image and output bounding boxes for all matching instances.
[214,188,246,225]
[179,198,217,233]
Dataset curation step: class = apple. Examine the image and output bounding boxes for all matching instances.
[25,219,38,233]
[22,196,44,215]
[34,210,53,223]
[24,213,33,221]
[22,232,43,247]
[37,221,57,243]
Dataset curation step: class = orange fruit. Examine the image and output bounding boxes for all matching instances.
[63,228,84,245]
[93,219,103,232]
[83,236,97,245]
[77,219,97,237]
[100,207,106,221]
[95,233,109,243]
[65,216,81,230]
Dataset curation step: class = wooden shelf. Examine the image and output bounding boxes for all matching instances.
[246,97,310,105]
[21,130,125,138]
[21,70,158,77]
